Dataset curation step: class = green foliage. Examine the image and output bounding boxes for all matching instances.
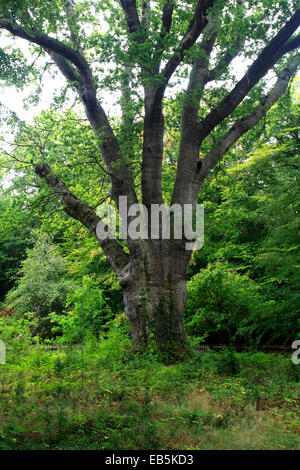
[0,232,28,302]
[6,235,72,337]
[0,1,298,359]
[94,314,132,366]
[0,1,298,451]
[0,311,36,345]
[187,89,300,345]
[51,275,115,343]
[64,235,123,317]
[0,48,29,85]
[186,263,270,345]
[0,316,298,450]
[0,190,34,301]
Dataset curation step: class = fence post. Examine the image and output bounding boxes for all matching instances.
[0,340,6,364]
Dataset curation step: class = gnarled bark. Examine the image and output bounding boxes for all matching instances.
[119,246,190,363]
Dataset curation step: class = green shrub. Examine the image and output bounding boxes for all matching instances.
[185,263,272,345]
[0,312,36,345]
[51,275,114,344]
[6,235,72,338]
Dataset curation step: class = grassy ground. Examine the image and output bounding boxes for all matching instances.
[0,319,299,450]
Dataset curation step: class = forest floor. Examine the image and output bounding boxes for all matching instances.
[0,326,299,450]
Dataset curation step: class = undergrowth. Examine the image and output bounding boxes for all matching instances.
[0,316,299,450]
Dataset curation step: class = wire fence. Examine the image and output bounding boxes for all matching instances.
[3,342,293,353]
[196,344,292,353]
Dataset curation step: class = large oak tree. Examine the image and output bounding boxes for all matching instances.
[0,0,299,362]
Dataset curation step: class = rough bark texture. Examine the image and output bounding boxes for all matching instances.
[119,243,190,363]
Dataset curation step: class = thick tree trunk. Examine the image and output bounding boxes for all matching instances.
[17,1,298,365]
[119,247,191,364]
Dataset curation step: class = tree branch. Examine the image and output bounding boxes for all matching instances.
[207,0,246,82]
[34,163,129,273]
[142,0,151,28]
[160,0,215,84]
[197,9,300,143]
[181,17,217,125]
[172,10,300,206]
[64,0,81,50]
[0,18,139,212]
[46,50,83,84]
[161,1,173,36]
[150,1,173,75]
[183,0,247,123]
[197,57,300,187]
[0,20,90,80]
[120,0,141,34]
[141,1,215,208]
[207,42,244,82]
[281,34,300,54]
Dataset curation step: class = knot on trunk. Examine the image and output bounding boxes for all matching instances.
[35,163,51,178]
[119,261,138,287]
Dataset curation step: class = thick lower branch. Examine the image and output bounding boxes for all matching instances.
[34,163,128,273]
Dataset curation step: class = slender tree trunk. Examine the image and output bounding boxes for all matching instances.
[119,245,191,364]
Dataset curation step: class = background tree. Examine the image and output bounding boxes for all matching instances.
[0,0,299,362]
[186,84,300,346]
[5,235,72,337]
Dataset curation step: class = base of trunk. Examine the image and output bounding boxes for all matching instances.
[122,261,191,364]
